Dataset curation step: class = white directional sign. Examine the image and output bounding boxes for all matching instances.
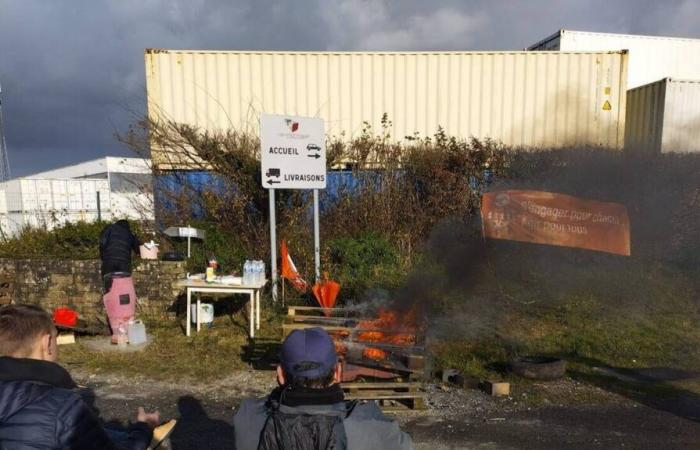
[260,114,326,190]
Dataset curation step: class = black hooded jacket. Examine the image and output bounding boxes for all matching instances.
[99,220,140,267]
[0,357,151,449]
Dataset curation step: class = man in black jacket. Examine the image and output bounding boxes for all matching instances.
[0,304,159,449]
[233,327,412,450]
[100,219,141,277]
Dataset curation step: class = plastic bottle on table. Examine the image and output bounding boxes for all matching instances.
[243,260,251,285]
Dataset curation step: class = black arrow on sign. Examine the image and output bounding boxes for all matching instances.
[307,154,321,159]
[266,179,281,185]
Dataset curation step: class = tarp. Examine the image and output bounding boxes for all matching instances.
[481,190,630,256]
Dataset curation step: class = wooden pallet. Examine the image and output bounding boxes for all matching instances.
[287,306,362,317]
[342,381,426,410]
[282,321,352,337]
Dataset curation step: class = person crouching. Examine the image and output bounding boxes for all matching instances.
[0,304,173,449]
[233,327,412,450]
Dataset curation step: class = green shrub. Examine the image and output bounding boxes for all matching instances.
[167,221,248,274]
[0,220,147,260]
[326,233,404,300]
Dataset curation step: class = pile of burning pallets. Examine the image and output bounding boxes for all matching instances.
[283,305,426,410]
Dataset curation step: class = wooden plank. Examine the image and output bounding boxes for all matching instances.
[483,380,510,397]
[345,393,423,400]
[342,382,420,389]
[282,323,353,335]
[286,306,363,318]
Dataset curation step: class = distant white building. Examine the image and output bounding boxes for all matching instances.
[0,157,154,238]
[528,29,700,89]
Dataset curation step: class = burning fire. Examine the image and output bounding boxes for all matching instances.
[356,308,418,346]
[363,347,389,361]
[326,307,421,363]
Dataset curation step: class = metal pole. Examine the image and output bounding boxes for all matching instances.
[313,189,320,282]
[96,192,102,222]
[187,224,191,258]
[269,188,278,303]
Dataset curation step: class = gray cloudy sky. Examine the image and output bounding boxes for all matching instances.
[1,0,699,176]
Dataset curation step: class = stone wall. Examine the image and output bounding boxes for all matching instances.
[0,258,186,320]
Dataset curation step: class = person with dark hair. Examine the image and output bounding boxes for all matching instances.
[233,327,412,450]
[100,219,141,277]
[0,304,174,449]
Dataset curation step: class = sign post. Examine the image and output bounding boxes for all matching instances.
[260,114,326,302]
[313,189,320,282]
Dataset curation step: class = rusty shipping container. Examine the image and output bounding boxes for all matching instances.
[145,50,628,168]
[625,78,700,154]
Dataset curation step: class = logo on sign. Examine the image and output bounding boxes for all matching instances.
[285,119,299,133]
[495,193,510,207]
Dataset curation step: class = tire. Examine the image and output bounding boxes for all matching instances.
[510,356,566,380]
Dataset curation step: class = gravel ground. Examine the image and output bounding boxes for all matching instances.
[71,369,700,449]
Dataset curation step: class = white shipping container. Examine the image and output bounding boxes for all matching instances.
[0,190,7,214]
[51,180,69,210]
[20,180,38,211]
[36,179,53,210]
[145,50,628,168]
[528,29,700,89]
[0,178,112,213]
[625,78,700,154]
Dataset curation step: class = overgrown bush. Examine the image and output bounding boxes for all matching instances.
[326,233,405,300]
[0,221,143,260]
[121,116,511,292]
[165,220,248,274]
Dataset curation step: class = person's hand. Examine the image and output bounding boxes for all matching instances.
[136,407,161,429]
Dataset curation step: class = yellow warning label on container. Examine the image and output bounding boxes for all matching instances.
[602,100,612,111]
[604,87,611,95]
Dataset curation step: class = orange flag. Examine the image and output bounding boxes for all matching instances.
[280,240,308,292]
[312,273,341,316]
[481,190,630,256]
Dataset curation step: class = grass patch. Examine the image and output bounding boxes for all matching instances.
[59,306,283,381]
[431,258,700,385]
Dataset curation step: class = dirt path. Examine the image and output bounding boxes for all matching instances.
[73,370,700,449]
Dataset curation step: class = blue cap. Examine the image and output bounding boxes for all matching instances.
[281,327,338,379]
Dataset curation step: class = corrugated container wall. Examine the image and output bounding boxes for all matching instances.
[145,50,628,168]
[528,30,700,89]
[625,78,700,154]
[0,178,112,237]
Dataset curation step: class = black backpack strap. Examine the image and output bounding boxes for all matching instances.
[344,399,359,418]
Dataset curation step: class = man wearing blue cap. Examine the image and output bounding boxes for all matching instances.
[233,327,412,450]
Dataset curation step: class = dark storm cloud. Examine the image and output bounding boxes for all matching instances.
[0,0,699,175]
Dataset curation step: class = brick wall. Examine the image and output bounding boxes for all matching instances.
[0,258,186,320]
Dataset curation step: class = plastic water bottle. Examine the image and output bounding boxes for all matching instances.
[253,260,260,285]
[243,260,251,285]
[257,260,264,285]
[117,323,128,348]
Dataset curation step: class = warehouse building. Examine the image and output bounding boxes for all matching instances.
[528,29,700,89]
[0,157,154,237]
[145,50,628,168]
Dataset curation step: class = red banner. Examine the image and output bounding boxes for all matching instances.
[481,190,630,256]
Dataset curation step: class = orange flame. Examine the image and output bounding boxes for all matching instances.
[356,308,418,345]
[363,347,389,360]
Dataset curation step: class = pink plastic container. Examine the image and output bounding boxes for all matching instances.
[103,274,136,343]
